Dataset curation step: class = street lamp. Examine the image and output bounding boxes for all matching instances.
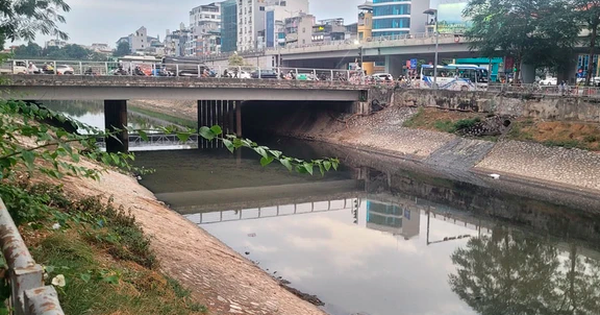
[423,8,438,89]
[354,40,363,71]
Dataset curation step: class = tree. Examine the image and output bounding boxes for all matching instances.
[574,0,600,85]
[228,53,244,67]
[0,0,71,45]
[13,41,43,58]
[449,228,600,314]
[114,42,130,57]
[463,0,580,83]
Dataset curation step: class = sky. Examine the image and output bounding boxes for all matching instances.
[19,0,370,48]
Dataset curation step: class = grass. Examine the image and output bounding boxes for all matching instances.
[403,107,484,134]
[6,182,207,315]
[129,106,198,130]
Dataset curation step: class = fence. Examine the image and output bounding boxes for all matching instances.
[0,198,65,315]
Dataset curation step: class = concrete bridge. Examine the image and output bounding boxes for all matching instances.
[2,75,368,153]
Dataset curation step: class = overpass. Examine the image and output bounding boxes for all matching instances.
[2,75,368,153]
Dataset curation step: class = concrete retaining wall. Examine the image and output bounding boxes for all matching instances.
[372,88,600,122]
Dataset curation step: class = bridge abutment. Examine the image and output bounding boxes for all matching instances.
[104,100,128,153]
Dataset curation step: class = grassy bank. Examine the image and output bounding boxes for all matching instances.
[402,107,600,151]
[1,181,206,314]
[129,106,197,130]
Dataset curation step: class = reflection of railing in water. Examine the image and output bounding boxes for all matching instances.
[95,133,226,148]
[185,198,359,224]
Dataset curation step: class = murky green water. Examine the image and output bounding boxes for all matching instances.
[54,102,600,315]
[134,143,600,315]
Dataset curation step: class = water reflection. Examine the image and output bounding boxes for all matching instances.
[134,141,600,315]
[450,229,600,315]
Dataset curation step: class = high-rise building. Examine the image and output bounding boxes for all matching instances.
[189,2,221,36]
[264,0,309,48]
[371,0,430,38]
[221,0,237,52]
[237,0,309,51]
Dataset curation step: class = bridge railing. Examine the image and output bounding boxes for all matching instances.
[0,198,65,315]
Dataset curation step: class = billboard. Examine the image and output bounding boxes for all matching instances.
[436,0,471,34]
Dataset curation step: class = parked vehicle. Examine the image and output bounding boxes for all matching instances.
[56,65,74,75]
[371,73,394,81]
[251,69,279,79]
[0,60,27,74]
[539,76,557,85]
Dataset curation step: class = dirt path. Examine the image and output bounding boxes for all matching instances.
[61,160,326,315]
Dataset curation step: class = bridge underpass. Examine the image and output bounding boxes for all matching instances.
[3,75,366,153]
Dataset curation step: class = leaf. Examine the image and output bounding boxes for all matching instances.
[280,158,293,172]
[222,139,235,153]
[138,130,149,142]
[260,156,274,167]
[102,275,119,285]
[318,163,325,176]
[176,132,190,143]
[254,146,268,159]
[45,265,55,274]
[323,160,332,171]
[21,150,35,170]
[199,126,215,141]
[303,162,314,175]
[232,138,243,148]
[210,125,223,136]
[331,159,339,171]
[80,273,91,283]
[268,150,283,159]
[70,152,80,163]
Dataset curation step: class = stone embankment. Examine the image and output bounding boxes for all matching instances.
[254,104,600,193]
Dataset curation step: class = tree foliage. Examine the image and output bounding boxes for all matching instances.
[573,0,600,85]
[449,228,600,314]
[228,54,244,67]
[463,0,580,82]
[113,41,130,57]
[13,42,107,61]
[0,0,71,45]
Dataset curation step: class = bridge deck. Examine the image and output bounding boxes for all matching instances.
[1,75,364,101]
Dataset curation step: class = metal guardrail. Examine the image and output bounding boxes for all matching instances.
[0,198,65,315]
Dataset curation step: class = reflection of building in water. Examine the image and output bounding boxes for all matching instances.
[366,200,420,239]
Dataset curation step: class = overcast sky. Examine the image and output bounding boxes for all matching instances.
[19,0,374,47]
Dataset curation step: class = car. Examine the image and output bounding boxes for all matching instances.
[56,65,74,75]
[371,73,394,82]
[538,76,557,85]
[251,69,279,79]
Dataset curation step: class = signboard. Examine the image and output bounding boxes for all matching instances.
[436,0,471,34]
[410,59,417,70]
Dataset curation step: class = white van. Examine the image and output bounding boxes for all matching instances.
[0,60,28,74]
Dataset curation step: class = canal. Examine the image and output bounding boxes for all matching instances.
[51,102,600,315]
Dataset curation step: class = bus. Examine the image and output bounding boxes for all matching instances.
[420,64,489,91]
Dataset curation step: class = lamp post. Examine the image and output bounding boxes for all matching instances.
[424,8,438,89]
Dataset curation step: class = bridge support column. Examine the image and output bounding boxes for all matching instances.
[235,101,242,137]
[384,55,404,79]
[520,62,536,84]
[557,53,578,85]
[104,100,128,153]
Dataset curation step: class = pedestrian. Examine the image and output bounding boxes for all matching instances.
[560,80,567,96]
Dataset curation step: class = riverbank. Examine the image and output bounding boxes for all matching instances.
[57,158,327,315]
[247,104,600,193]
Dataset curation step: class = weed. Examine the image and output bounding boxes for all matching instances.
[584,135,599,143]
[403,107,425,128]
[434,120,456,133]
[543,140,581,149]
[454,118,481,131]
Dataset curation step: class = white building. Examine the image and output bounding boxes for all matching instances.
[45,39,68,49]
[264,0,309,48]
[237,0,309,51]
[188,2,223,56]
[116,26,159,54]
